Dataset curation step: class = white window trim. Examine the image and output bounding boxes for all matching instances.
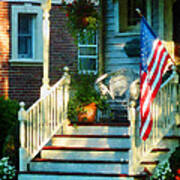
[3,0,99,5]
[2,0,63,4]
[78,35,98,75]
[10,3,43,63]
[114,0,152,36]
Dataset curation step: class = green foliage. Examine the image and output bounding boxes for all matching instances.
[0,157,16,180]
[151,145,180,180]
[169,146,180,175]
[68,73,108,122]
[63,0,99,43]
[151,160,174,180]
[0,96,19,168]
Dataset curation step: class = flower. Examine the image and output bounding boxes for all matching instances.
[151,160,174,180]
[64,0,99,42]
[0,157,16,180]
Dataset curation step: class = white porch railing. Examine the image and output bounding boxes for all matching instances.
[129,69,179,174]
[18,67,70,171]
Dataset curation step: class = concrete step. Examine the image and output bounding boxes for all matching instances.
[140,161,159,173]
[52,135,130,148]
[155,136,180,149]
[141,148,170,162]
[30,159,129,174]
[41,147,130,161]
[63,123,130,136]
[19,172,147,180]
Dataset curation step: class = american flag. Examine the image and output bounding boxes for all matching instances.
[139,17,172,141]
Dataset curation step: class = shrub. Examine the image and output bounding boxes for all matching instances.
[151,160,174,180]
[0,96,19,169]
[169,146,180,176]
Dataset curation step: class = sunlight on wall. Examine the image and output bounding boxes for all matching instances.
[0,2,10,98]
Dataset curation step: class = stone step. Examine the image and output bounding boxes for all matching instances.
[51,135,130,148]
[63,123,130,136]
[41,147,130,161]
[18,172,146,180]
[30,159,129,174]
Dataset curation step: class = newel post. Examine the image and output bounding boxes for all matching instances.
[128,100,137,175]
[63,66,71,128]
[18,102,28,171]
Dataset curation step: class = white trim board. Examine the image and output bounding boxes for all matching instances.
[1,0,63,5]
[2,0,99,5]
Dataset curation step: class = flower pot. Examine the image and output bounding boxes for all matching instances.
[78,102,97,123]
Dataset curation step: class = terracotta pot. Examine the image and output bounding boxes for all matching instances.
[78,102,97,123]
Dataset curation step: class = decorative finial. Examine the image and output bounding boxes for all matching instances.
[20,102,25,109]
[136,8,143,17]
[63,66,69,73]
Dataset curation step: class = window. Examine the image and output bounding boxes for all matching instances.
[18,14,34,59]
[78,32,98,74]
[11,4,43,63]
[115,0,146,33]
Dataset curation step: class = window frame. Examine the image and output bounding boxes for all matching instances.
[114,0,152,36]
[78,33,98,74]
[10,3,43,64]
[18,14,34,59]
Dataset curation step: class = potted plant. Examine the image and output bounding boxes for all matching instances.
[68,73,108,123]
[64,0,99,43]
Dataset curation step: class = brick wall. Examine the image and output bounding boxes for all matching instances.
[9,65,43,107]
[0,2,77,107]
[49,5,77,85]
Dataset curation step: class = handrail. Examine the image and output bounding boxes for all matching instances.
[18,67,70,171]
[129,69,179,174]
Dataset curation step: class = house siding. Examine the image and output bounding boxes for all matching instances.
[0,1,77,107]
[104,0,140,73]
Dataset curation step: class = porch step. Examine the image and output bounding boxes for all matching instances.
[63,122,130,136]
[41,146,130,161]
[156,136,180,148]
[140,161,159,172]
[30,158,129,174]
[52,135,130,148]
[18,171,147,180]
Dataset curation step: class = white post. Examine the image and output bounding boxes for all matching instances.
[62,66,71,131]
[41,0,51,97]
[18,102,28,171]
[128,100,137,175]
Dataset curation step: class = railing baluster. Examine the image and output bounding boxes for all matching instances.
[37,104,40,149]
[130,70,179,174]
[19,66,70,170]
[33,109,36,154]
[54,90,56,129]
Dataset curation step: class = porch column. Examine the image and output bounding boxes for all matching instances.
[41,0,51,97]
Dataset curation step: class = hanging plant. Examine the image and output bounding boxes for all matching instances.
[64,0,99,43]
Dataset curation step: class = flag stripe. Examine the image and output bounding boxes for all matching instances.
[139,17,171,141]
[141,52,168,129]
